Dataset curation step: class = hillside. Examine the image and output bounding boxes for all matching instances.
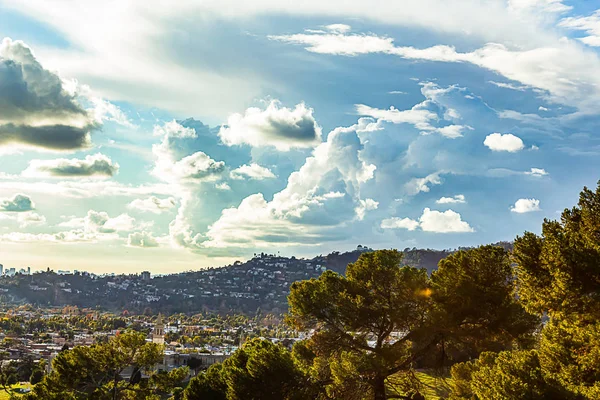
[0,244,511,314]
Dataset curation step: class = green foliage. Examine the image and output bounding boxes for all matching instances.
[184,338,314,400]
[450,350,558,400]
[430,246,539,363]
[514,182,600,320]
[510,181,600,399]
[24,330,188,399]
[453,181,600,400]
[539,318,600,398]
[29,369,44,385]
[287,248,534,400]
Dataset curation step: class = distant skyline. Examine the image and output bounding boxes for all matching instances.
[1,0,600,273]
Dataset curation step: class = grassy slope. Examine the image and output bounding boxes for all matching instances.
[388,370,452,400]
[0,383,32,399]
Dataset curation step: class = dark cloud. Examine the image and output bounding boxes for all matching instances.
[0,193,34,212]
[0,38,97,151]
[24,153,119,177]
[0,123,92,150]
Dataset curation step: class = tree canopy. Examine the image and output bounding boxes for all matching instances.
[286,248,536,399]
[25,330,188,400]
[452,181,600,399]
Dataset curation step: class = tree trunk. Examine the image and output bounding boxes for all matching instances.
[373,376,386,400]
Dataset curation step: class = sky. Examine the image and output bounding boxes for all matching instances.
[1,0,600,274]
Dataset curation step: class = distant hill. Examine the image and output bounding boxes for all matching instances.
[0,243,512,315]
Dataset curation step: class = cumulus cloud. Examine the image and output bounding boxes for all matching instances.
[0,193,34,212]
[127,196,177,214]
[380,217,420,231]
[405,172,442,195]
[355,198,378,220]
[2,210,136,244]
[436,194,466,204]
[169,152,226,182]
[524,168,548,177]
[127,231,159,248]
[484,133,525,152]
[17,211,46,228]
[218,101,322,150]
[203,122,376,249]
[88,96,135,128]
[22,153,119,178]
[511,198,541,213]
[381,208,474,233]
[60,210,136,233]
[152,121,226,184]
[0,38,96,151]
[230,163,276,180]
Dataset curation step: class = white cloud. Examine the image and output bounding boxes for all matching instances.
[0,230,95,243]
[484,133,525,152]
[488,80,529,91]
[381,207,473,233]
[0,180,172,199]
[272,27,600,113]
[559,10,600,47]
[325,24,351,34]
[230,163,276,180]
[215,182,231,191]
[17,212,46,228]
[524,168,548,177]
[61,210,136,233]
[0,193,34,212]
[381,217,420,231]
[419,208,474,232]
[218,101,322,151]
[435,124,472,139]
[203,122,376,249]
[508,0,572,14]
[169,152,226,182]
[127,231,159,248]
[405,172,442,195]
[356,83,472,138]
[127,196,177,214]
[22,153,119,178]
[355,104,437,130]
[152,121,226,184]
[355,198,379,220]
[511,198,541,213]
[88,96,136,128]
[436,194,466,204]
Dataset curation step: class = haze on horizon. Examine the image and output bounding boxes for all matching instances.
[1,0,600,274]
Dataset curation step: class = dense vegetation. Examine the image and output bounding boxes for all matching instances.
[16,182,600,398]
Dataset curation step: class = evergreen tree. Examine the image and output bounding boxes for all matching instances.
[287,249,535,400]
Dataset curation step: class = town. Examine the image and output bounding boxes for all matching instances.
[0,246,458,315]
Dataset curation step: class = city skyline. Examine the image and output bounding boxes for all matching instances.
[2,1,600,273]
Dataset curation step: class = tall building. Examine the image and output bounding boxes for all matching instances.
[0,264,3,275]
[141,271,151,281]
[152,314,165,345]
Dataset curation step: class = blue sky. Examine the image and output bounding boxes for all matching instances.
[1,0,600,273]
